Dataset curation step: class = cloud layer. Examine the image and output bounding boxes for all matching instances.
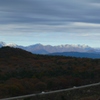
[0,0,100,47]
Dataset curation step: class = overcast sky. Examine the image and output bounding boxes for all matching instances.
[0,0,100,47]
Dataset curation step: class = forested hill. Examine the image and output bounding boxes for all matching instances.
[0,46,33,58]
[0,47,100,98]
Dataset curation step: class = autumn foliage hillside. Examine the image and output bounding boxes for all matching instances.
[0,47,100,98]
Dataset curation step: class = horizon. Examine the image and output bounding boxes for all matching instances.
[0,0,100,48]
[0,41,99,48]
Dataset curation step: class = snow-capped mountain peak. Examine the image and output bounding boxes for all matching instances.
[0,42,18,48]
[5,43,18,47]
[0,42,100,54]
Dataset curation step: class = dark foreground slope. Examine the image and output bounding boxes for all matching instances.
[21,84,100,100]
[0,47,100,99]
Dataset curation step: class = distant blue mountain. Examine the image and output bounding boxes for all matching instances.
[30,49,49,54]
[0,42,6,48]
[49,52,100,59]
[0,41,100,56]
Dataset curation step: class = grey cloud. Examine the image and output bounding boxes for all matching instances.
[0,0,100,33]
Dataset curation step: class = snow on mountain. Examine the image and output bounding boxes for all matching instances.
[24,44,94,54]
[0,41,100,54]
[0,42,22,48]
[5,43,18,47]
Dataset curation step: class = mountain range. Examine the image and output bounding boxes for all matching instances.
[0,41,100,58]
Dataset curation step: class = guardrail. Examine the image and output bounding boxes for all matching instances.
[0,82,100,100]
